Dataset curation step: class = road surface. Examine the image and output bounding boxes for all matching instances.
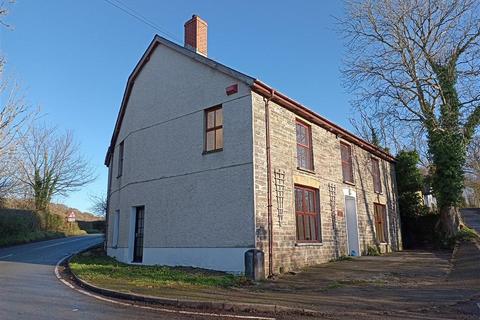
[462,208,480,233]
[3,212,478,320]
[0,235,249,320]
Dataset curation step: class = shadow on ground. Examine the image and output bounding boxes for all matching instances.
[90,244,479,320]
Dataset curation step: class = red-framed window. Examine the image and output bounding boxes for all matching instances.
[296,120,313,170]
[117,140,124,178]
[374,203,388,243]
[340,142,354,183]
[372,158,382,194]
[294,185,321,242]
[204,106,223,152]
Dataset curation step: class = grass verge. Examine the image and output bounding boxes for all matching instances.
[70,248,250,291]
[0,230,65,247]
[457,225,479,241]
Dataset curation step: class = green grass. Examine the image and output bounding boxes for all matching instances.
[456,225,479,241]
[70,248,250,289]
[335,255,354,262]
[324,281,345,290]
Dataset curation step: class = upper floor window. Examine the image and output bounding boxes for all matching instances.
[294,185,321,242]
[117,141,124,178]
[296,120,313,170]
[340,142,354,183]
[372,158,382,194]
[374,203,388,243]
[205,106,223,152]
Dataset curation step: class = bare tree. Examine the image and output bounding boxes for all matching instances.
[0,0,33,201]
[89,192,107,216]
[17,125,96,212]
[0,1,14,29]
[341,0,480,236]
[0,79,32,200]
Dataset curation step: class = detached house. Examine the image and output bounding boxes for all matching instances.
[105,15,402,276]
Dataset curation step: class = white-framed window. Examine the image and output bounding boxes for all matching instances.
[117,141,124,178]
[112,210,120,248]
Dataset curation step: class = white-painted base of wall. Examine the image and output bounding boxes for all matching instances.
[107,247,253,273]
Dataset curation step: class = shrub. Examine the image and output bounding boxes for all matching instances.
[0,209,41,237]
[396,150,433,248]
[0,208,86,247]
[456,225,479,242]
[365,245,380,256]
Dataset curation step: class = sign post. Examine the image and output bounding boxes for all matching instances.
[67,212,76,223]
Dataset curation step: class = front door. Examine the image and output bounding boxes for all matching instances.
[345,196,360,256]
[133,206,145,263]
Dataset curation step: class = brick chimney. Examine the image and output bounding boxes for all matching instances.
[184,15,208,56]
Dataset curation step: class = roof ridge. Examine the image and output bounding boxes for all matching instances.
[105,35,395,165]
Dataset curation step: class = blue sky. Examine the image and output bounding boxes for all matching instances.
[1,1,350,212]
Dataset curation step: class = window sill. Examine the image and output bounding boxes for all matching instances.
[295,242,323,247]
[343,180,355,186]
[297,167,315,174]
[374,191,383,195]
[202,148,223,155]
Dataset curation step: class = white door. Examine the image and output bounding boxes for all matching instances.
[345,196,360,256]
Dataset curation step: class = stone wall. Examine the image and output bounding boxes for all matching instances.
[252,92,402,275]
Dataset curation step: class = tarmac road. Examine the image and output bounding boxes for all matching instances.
[462,208,480,233]
[4,211,478,320]
[0,235,261,320]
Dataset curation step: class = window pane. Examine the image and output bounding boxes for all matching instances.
[343,162,351,181]
[315,215,321,241]
[346,164,353,181]
[295,188,303,211]
[296,123,308,145]
[373,160,382,193]
[341,144,353,182]
[342,163,347,180]
[341,144,349,161]
[306,191,314,212]
[118,142,124,177]
[305,151,312,170]
[297,147,307,168]
[207,111,215,129]
[113,211,119,247]
[215,108,223,126]
[309,216,317,241]
[297,215,305,240]
[304,191,310,211]
[215,128,223,149]
[304,216,311,240]
[206,131,215,151]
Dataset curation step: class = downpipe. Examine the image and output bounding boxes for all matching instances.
[264,89,275,278]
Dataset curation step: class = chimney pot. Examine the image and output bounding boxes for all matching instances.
[184,15,208,56]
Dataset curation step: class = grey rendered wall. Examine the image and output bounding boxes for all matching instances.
[106,43,255,270]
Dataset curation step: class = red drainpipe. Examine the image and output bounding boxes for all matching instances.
[264,88,275,277]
